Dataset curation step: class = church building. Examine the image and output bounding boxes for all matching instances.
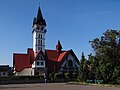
[13,6,79,76]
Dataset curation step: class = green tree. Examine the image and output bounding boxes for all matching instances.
[90,29,120,84]
[87,53,96,80]
[77,52,89,82]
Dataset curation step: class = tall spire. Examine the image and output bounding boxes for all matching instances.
[33,5,46,27]
[37,6,43,21]
[56,40,63,52]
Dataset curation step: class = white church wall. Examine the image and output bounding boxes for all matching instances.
[15,68,32,76]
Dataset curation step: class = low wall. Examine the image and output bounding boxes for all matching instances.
[0,76,44,85]
[0,76,77,84]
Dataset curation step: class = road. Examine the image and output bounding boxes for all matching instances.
[0,83,120,90]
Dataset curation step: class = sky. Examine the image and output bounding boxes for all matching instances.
[0,0,120,66]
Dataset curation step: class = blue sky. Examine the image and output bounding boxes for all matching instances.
[0,0,120,66]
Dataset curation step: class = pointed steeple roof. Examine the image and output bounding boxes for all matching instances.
[56,40,63,52]
[37,6,43,21]
[33,6,46,26]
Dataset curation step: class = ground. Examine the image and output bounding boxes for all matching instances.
[0,83,120,90]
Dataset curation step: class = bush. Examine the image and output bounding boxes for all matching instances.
[54,72,65,79]
[49,72,55,80]
[64,73,73,79]
[73,72,78,78]
[64,73,69,79]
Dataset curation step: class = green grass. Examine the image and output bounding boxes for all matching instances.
[66,81,120,88]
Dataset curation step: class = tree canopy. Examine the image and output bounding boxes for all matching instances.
[78,29,120,84]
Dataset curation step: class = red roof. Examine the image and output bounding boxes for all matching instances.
[13,48,34,72]
[45,49,71,72]
[56,40,62,52]
[13,41,79,73]
[46,50,67,62]
[13,48,79,72]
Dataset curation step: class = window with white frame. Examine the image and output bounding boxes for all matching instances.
[38,47,40,50]
[36,61,40,65]
[41,62,44,65]
[38,34,41,38]
[38,40,40,45]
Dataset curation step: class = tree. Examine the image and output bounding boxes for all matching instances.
[90,29,120,84]
[77,52,89,82]
[87,53,96,80]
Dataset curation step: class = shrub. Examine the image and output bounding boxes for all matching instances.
[64,73,69,79]
[65,73,74,79]
[73,72,78,78]
[54,72,65,79]
[49,72,55,80]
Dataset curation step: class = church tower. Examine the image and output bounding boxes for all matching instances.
[32,6,47,76]
[32,6,47,56]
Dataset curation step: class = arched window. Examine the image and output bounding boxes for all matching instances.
[38,47,40,50]
[38,40,40,45]
[41,34,42,39]
[38,34,40,38]
[41,40,42,45]
[68,59,73,67]
[41,47,42,51]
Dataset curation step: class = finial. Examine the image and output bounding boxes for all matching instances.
[56,40,63,52]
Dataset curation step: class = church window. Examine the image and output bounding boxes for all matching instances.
[41,47,42,51]
[41,62,44,65]
[38,34,40,38]
[38,40,40,45]
[38,47,40,50]
[41,34,42,39]
[40,40,42,45]
[36,61,39,65]
[38,34,42,39]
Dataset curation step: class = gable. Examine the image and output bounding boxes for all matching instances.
[13,54,32,72]
[13,48,34,72]
[35,51,46,61]
[36,54,45,60]
[60,52,79,68]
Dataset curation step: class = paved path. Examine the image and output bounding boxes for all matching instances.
[0,83,120,90]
